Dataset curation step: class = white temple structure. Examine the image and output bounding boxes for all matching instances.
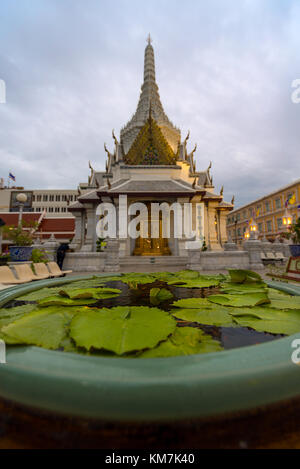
[68,38,234,269]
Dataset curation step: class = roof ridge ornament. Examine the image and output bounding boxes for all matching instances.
[147,33,152,45]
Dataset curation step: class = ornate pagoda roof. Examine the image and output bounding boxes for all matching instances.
[120,36,180,155]
[124,112,177,165]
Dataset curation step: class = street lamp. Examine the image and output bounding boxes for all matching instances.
[16,193,28,227]
[283,209,292,228]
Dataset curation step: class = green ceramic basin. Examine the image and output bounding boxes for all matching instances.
[0,275,300,423]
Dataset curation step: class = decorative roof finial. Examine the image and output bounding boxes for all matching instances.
[147,33,152,45]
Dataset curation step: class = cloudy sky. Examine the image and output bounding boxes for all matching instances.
[0,0,299,207]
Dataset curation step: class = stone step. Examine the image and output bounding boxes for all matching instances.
[119,256,188,273]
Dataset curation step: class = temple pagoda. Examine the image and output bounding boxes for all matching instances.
[69,37,234,258]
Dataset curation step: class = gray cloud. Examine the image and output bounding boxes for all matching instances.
[0,0,299,207]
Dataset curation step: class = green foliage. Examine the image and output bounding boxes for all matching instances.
[172,306,234,327]
[231,307,300,336]
[38,296,98,307]
[139,327,223,358]
[96,238,106,252]
[58,287,121,300]
[2,308,75,349]
[150,288,173,305]
[228,269,263,284]
[31,248,48,264]
[287,217,300,244]
[70,306,177,355]
[3,220,37,246]
[207,292,270,307]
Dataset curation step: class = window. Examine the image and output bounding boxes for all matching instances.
[275,198,281,210]
[69,195,73,202]
[56,195,61,202]
[55,207,60,213]
[265,201,270,213]
[243,211,247,220]
[37,195,42,202]
[237,214,240,222]
[267,220,272,232]
[237,228,241,237]
[49,195,54,202]
[48,207,54,213]
[61,207,67,213]
[277,218,283,229]
[258,223,263,233]
[43,195,48,202]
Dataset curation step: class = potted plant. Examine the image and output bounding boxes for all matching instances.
[0,252,10,266]
[287,217,300,258]
[3,221,37,262]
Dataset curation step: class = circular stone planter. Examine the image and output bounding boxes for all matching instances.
[1,275,300,448]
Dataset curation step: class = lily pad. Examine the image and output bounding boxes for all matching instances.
[0,304,39,344]
[38,296,98,307]
[172,306,234,327]
[150,288,173,305]
[58,287,121,300]
[208,292,270,308]
[2,308,76,349]
[17,287,68,302]
[220,282,267,294]
[231,307,300,335]
[70,306,177,355]
[228,269,262,284]
[266,290,300,310]
[172,298,212,309]
[168,278,220,289]
[139,327,223,358]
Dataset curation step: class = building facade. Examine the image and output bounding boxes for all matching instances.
[69,39,234,257]
[227,179,300,244]
[0,187,79,217]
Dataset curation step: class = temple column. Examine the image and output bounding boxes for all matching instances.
[219,211,228,247]
[207,202,222,251]
[70,212,85,251]
[81,204,96,252]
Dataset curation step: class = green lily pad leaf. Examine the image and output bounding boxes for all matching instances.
[266,290,300,310]
[139,327,223,358]
[172,307,234,327]
[58,287,121,300]
[38,296,97,307]
[70,306,177,355]
[220,282,267,294]
[172,298,212,309]
[228,270,262,284]
[231,307,300,335]
[2,308,75,349]
[174,270,200,280]
[150,288,173,305]
[208,292,270,308]
[168,278,219,289]
[17,287,68,302]
[66,276,122,290]
[0,304,39,344]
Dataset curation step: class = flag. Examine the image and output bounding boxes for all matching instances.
[256,209,260,218]
[9,172,16,182]
[289,194,296,205]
